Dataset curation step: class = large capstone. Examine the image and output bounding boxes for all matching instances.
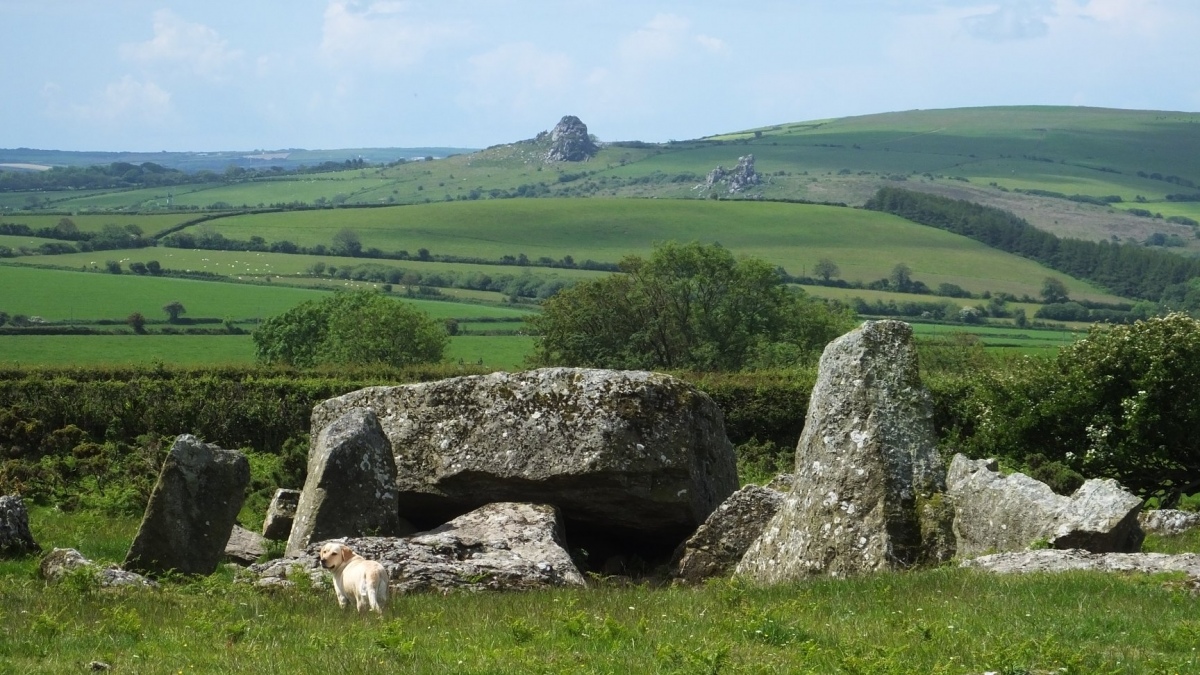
[286,408,411,557]
[947,454,1144,556]
[0,495,39,557]
[737,320,952,581]
[310,368,738,559]
[124,435,250,576]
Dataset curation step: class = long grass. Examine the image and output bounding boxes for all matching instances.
[2,507,1198,673]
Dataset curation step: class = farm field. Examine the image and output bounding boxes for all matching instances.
[0,264,534,322]
[1,212,196,234]
[0,333,534,369]
[189,199,1125,301]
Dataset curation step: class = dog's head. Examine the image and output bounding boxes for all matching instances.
[318,542,353,570]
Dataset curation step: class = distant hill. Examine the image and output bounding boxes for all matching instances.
[0,146,478,173]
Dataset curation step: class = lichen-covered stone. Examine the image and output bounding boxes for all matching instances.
[545,115,598,162]
[43,548,156,588]
[737,320,952,581]
[0,494,39,557]
[225,525,268,566]
[1140,509,1200,537]
[962,549,1200,577]
[124,435,249,576]
[250,502,585,594]
[947,454,1144,556]
[262,488,301,541]
[310,368,738,545]
[287,408,411,557]
[671,484,784,583]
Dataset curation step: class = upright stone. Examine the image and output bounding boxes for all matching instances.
[124,435,250,576]
[0,495,40,557]
[286,408,409,557]
[671,484,784,583]
[261,488,301,541]
[737,320,952,581]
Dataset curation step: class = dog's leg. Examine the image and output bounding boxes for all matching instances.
[331,572,349,609]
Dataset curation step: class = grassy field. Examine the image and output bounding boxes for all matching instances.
[188,199,1124,301]
[0,264,534,322]
[2,507,1199,673]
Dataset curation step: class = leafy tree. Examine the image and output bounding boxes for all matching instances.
[253,290,447,367]
[1041,277,1069,304]
[146,260,162,275]
[105,260,122,274]
[162,301,186,323]
[889,263,913,292]
[331,228,362,257]
[127,312,147,334]
[0,311,8,326]
[55,218,78,236]
[527,241,854,371]
[957,314,1200,504]
[813,258,840,282]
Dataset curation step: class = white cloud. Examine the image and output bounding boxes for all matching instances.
[120,10,242,80]
[461,42,575,112]
[617,13,691,65]
[64,76,174,125]
[695,34,728,54]
[962,1,1052,41]
[320,0,466,69]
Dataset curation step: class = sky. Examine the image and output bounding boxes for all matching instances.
[2,0,1198,152]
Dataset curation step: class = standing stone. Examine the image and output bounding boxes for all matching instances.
[124,435,250,576]
[545,115,598,162]
[286,408,411,557]
[0,495,40,557]
[671,484,785,583]
[737,320,952,581]
[262,488,301,541]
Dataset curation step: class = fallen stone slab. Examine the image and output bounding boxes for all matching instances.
[961,548,1200,577]
[41,548,157,588]
[947,454,1144,556]
[250,502,585,594]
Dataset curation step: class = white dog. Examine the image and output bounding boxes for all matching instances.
[318,542,388,614]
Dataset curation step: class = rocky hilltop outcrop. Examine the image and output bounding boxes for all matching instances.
[545,115,598,162]
[706,154,761,194]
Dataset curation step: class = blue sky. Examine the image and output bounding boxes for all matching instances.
[3,0,1198,151]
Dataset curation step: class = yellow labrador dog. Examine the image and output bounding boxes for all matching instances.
[318,542,388,614]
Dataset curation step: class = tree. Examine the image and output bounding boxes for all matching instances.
[163,301,186,323]
[527,241,854,371]
[331,228,362,257]
[889,263,913,292]
[105,260,122,274]
[813,258,840,282]
[127,312,147,334]
[146,260,162,275]
[55,217,78,237]
[252,290,447,367]
[1041,277,1069,303]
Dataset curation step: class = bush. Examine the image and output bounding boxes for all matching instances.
[948,314,1200,504]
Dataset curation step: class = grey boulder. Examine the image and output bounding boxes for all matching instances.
[0,494,39,557]
[1139,509,1200,537]
[738,320,953,582]
[286,408,412,557]
[261,488,301,541]
[225,525,268,566]
[671,484,784,583]
[946,454,1144,556]
[962,549,1200,577]
[42,548,156,588]
[310,368,738,553]
[124,435,250,576]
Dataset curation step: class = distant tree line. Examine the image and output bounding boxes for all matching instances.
[0,158,374,193]
[0,218,154,253]
[864,187,1200,302]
